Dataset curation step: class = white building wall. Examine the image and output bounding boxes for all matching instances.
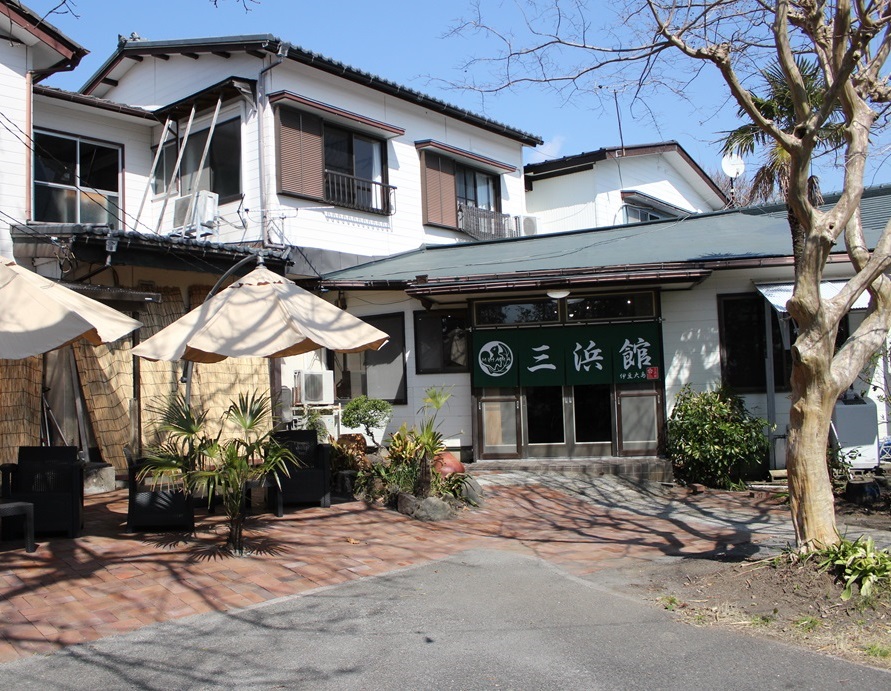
[101,54,528,256]
[0,41,30,257]
[528,153,719,235]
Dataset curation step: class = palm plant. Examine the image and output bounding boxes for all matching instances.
[143,392,292,555]
[722,57,845,205]
[413,387,450,499]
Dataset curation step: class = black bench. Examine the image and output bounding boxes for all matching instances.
[0,501,36,552]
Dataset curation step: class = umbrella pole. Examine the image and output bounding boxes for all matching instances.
[182,254,262,407]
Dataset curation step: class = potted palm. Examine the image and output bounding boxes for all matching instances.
[143,392,293,555]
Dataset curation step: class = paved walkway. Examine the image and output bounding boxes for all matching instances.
[0,473,880,664]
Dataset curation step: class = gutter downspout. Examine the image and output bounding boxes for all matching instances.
[257,41,291,247]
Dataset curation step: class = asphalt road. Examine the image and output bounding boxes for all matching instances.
[2,549,888,690]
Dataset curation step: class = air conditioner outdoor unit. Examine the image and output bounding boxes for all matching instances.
[172,190,218,235]
[514,214,539,236]
[293,370,335,405]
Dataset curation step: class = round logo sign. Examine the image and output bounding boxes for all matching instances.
[478,340,514,376]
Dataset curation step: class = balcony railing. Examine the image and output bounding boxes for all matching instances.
[458,203,518,241]
[324,170,396,216]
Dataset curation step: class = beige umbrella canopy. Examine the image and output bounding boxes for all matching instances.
[132,264,388,363]
[0,256,142,359]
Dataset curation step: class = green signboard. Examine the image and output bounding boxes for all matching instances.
[473,331,519,387]
[611,322,662,383]
[472,322,662,388]
[515,329,565,386]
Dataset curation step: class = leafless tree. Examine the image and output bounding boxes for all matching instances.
[456,0,891,550]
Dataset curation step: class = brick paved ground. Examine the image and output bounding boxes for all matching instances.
[0,475,793,664]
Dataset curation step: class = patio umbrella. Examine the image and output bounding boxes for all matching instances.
[0,256,142,359]
[132,264,389,363]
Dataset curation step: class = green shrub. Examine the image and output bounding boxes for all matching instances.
[666,385,769,488]
[341,396,393,447]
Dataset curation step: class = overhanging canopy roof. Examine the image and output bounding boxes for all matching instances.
[755,280,872,314]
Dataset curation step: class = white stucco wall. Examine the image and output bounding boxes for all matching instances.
[0,41,30,257]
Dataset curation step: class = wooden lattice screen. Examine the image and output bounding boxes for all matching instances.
[73,338,133,471]
[0,357,42,460]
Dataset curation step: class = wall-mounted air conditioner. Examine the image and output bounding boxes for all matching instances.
[172,190,218,235]
[514,214,538,236]
[293,370,335,405]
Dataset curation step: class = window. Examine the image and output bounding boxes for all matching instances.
[719,294,791,392]
[421,150,502,232]
[623,205,668,224]
[277,109,392,214]
[567,292,657,322]
[328,313,406,404]
[33,132,121,228]
[474,299,559,326]
[457,166,497,211]
[414,310,470,374]
[151,118,241,202]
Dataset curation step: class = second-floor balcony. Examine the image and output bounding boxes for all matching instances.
[324,170,396,216]
[458,203,518,241]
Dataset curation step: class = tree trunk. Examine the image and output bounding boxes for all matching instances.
[785,326,840,550]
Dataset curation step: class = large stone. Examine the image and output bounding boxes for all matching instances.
[414,496,455,522]
[397,492,421,517]
[462,476,484,506]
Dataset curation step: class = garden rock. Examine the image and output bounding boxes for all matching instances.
[462,476,485,506]
[415,496,455,521]
[397,492,420,517]
[396,493,456,521]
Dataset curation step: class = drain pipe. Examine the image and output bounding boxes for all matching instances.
[257,41,291,248]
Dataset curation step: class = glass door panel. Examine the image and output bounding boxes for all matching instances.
[478,397,520,458]
[572,385,611,443]
[525,386,566,457]
[617,389,661,456]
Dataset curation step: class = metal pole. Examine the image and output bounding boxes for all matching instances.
[182,253,262,405]
[764,300,777,470]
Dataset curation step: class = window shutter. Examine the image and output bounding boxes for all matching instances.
[421,151,457,228]
[277,109,324,199]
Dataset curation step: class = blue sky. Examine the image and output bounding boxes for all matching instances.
[30,0,887,194]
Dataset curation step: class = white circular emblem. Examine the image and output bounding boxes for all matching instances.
[478,340,514,376]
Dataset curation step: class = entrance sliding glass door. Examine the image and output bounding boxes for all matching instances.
[524,384,613,458]
[477,389,521,458]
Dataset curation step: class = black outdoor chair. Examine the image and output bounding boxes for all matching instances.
[0,446,83,538]
[267,430,332,516]
[125,447,195,533]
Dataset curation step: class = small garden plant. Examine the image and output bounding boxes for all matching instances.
[814,536,891,601]
[354,387,472,510]
[666,385,770,489]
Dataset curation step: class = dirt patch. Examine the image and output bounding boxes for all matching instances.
[627,481,891,670]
